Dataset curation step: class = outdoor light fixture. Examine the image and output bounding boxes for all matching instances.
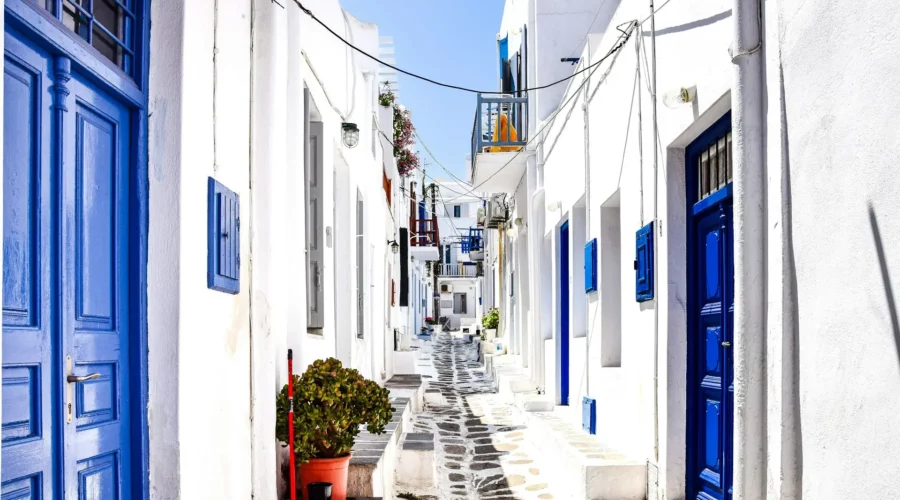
[547,201,561,212]
[387,239,400,254]
[342,122,360,148]
[663,86,696,108]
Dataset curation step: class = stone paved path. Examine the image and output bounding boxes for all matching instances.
[395,333,566,500]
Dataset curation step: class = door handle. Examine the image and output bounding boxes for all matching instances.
[721,341,731,347]
[65,356,101,424]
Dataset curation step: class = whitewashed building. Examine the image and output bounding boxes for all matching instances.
[478,0,900,498]
[434,181,484,330]
[0,0,427,497]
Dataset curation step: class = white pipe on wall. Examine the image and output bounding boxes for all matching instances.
[731,0,766,496]
[649,0,661,466]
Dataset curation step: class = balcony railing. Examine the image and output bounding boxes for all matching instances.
[461,227,484,253]
[439,263,479,278]
[410,218,439,247]
[471,93,528,159]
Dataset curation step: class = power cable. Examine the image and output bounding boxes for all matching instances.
[413,129,477,189]
[296,0,632,95]
[378,130,486,200]
[442,21,637,202]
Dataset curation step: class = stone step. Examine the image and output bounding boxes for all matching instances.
[523,408,646,499]
[396,432,436,488]
[423,387,444,406]
[346,396,410,500]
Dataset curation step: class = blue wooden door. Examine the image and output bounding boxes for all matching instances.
[3,23,135,499]
[559,220,570,406]
[687,114,733,500]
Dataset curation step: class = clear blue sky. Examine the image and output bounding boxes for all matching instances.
[339,0,505,181]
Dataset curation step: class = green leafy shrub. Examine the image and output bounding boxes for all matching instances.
[276,358,394,463]
[482,308,499,329]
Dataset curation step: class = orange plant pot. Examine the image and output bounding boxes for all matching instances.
[298,455,351,500]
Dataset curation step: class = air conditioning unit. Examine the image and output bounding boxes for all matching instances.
[486,196,509,228]
[440,283,451,293]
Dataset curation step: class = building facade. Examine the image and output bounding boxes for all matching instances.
[476,0,900,498]
[0,0,434,497]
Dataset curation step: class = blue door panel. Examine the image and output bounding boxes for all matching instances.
[689,207,731,500]
[65,74,134,499]
[3,23,134,499]
[559,221,570,406]
[687,113,733,500]
[3,26,56,497]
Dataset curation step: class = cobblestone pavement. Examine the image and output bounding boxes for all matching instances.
[396,333,566,500]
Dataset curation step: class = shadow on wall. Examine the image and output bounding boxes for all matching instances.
[782,64,803,498]
[867,204,900,368]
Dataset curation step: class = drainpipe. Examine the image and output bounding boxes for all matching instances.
[499,223,505,339]
[731,0,766,496]
[582,40,592,397]
[649,0,661,467]
[530,146,546,390]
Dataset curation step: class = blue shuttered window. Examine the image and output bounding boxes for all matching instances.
[584,238,598,293]
[208,177,241,294]
[582,397,597,434]
[635,222,654,302]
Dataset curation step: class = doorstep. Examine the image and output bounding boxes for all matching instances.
[513,391,555,412]
[347,396,412,500]
[523,408,646,500]
[385,374,426,413]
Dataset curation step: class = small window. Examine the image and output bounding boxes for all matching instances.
[698,131,732,200]
[207,178,241,294]
[635,221,654,302]
[453,205,462,218]
[45,0,140,77]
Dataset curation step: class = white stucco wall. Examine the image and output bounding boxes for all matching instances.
[519,0,736,497]
[774,0,900,497]
[142,0,398,497]
[147,0,255,496]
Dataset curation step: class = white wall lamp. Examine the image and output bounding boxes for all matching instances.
[662,86,697,109]
[342,122,360,148]
[546,201,562,212]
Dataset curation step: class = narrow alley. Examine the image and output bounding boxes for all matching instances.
[396,334,560,500]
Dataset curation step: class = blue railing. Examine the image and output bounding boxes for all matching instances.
[461,227,484,253]
[471,93,528,166]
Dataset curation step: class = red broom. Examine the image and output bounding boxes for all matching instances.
[288,349,297,500]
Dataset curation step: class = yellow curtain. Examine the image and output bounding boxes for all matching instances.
[488,113,522,153]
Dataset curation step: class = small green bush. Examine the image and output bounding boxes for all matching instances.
[276,358,394,463]
[481,308,499,329]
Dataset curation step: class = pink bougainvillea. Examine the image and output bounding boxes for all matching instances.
[380,87,420,177]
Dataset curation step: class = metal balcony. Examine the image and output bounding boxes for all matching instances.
[470,93,528,193]
[439,263,480,278]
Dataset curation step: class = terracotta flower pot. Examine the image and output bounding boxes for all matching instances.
[299,455,351,500]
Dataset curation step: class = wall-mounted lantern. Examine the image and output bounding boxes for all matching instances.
[387,239,400,254]
[342,122,360,148]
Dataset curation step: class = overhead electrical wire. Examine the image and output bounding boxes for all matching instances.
[413,129,479,191]
[377,130,485,200]
[442,21,637,203]
[296,0,630,95]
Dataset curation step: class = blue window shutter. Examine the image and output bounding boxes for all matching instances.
[498,36,509,77]
[208,177,241,294]
[584,238,598,293]
[635,222,654,302]
[582,397,597,434]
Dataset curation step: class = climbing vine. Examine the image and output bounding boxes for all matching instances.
[379,84,420,176]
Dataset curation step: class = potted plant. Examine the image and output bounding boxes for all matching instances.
[276,358,393,500]
[481,308,499,342]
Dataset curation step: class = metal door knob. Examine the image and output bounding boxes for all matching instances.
[721,342,731,347]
